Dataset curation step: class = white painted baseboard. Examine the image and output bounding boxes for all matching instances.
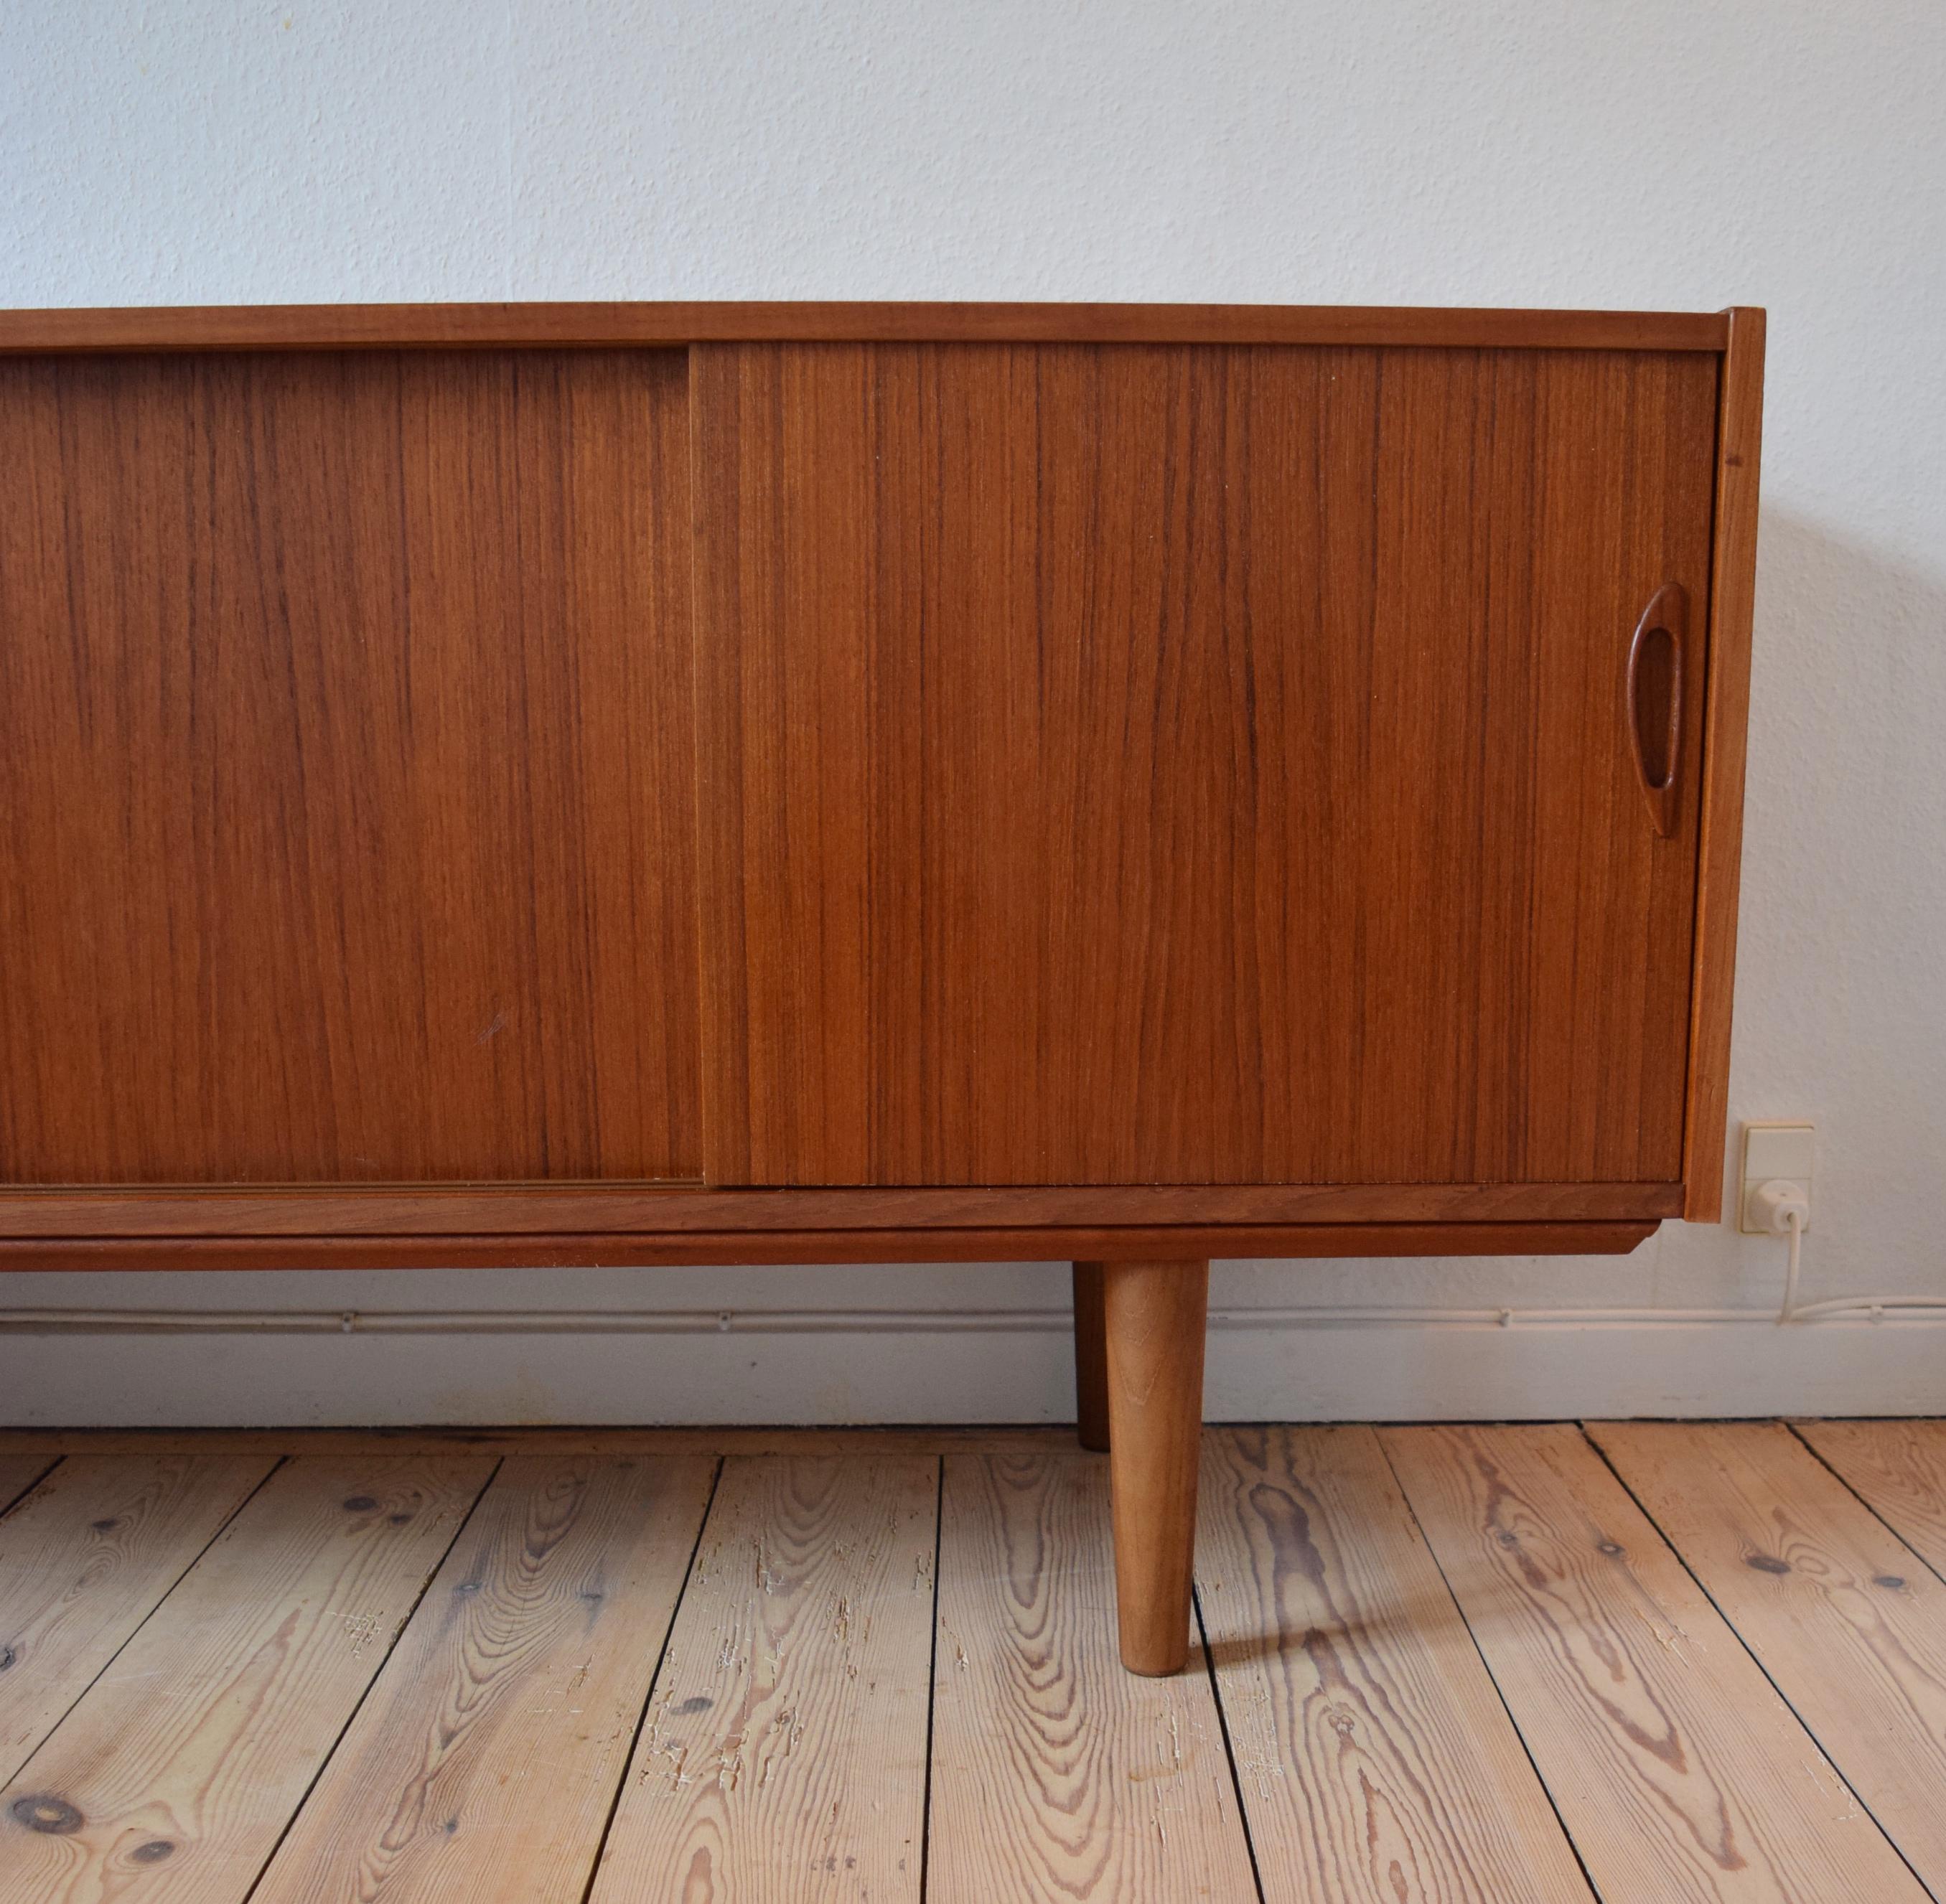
[4,1300,1942,1426]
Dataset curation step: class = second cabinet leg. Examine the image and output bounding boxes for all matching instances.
[1072,1260,1110,1452]
[1102,1257,1210,1676]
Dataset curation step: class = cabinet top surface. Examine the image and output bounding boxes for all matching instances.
[0,301,1744,355]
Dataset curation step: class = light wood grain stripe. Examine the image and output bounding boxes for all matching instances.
[591,1455,937,1903]
[0,1455,274,1787]
[928,1453,1256,1903]
[1794,1420,1946,1580]
[0,1453,493,1903]
[1382,1423,1926,1903]
[1199,1427,1589,1903]
[253,1453,716,1904]
[1594,1419,1946,1891]
[0,1456,61,1517]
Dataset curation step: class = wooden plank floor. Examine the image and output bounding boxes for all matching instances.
[4,1423,1946,1900]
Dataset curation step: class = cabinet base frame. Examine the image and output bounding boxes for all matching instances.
[0,1219,1657,1271]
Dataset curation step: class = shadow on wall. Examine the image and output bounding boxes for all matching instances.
[1645,502,1946,1310]
[1742,505,1945,917]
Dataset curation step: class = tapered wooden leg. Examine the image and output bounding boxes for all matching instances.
[1102,1257,1209,1676]
[1072,1261,1111,1451]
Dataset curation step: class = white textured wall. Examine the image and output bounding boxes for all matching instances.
[3,1,1944,1423]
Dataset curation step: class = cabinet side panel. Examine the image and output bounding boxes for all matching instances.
[1682,310,1766,1220]
[694,342,1717,1187]
[0,349,701,1183]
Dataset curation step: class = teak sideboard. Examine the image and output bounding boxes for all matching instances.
[0,302,1763,1673]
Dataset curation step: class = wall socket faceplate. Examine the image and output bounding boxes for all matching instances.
[1740,1121,1815,1233]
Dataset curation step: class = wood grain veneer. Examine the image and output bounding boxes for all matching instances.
[0,348,699,1186]
[696,341,1717,1186]
[0,303,1759,1301]
[0,1221,1657,1270]
[0,1180,1684,1237]
[0,302,1730,355]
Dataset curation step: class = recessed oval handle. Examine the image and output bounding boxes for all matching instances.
[1627,582,1688,838]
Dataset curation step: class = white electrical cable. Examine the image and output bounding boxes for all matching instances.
[5,1295,1946,1338]
[1764,1188,1946,1324]
[1780,1204,1803,1318]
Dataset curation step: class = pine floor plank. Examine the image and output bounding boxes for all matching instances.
[253,1454,716,1903]
[1198,1427,1589,1903]
[1381,1424,1925,1903]
[0,1453,274,1787]
[0,1456,60,1516]
[0,1453,492,1904]
[590,1455,937,1904]
[928,1453,1256,1903]
[1592,1419,1946,1891]
[1793,1420,1946,1577]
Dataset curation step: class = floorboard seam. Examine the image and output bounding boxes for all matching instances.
[0,1455,63,1519]
[1,1450,293,1791]
[1374,1429,1604,1903]
[917,1454,946,1903]
[1576,1423,1937,1903]
[1190,1562,1268,1904]
[1782,1422,1946,1592]
[574,1453,726,1904]
[234,1453,507,1902]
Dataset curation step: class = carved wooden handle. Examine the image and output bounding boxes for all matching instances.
[1627,582,1688,838]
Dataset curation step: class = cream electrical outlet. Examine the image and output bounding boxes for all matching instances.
[1740,1120,1815,1234]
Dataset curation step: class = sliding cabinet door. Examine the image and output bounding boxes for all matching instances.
[693,341,1718,1188]
[0,349,701,1184]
